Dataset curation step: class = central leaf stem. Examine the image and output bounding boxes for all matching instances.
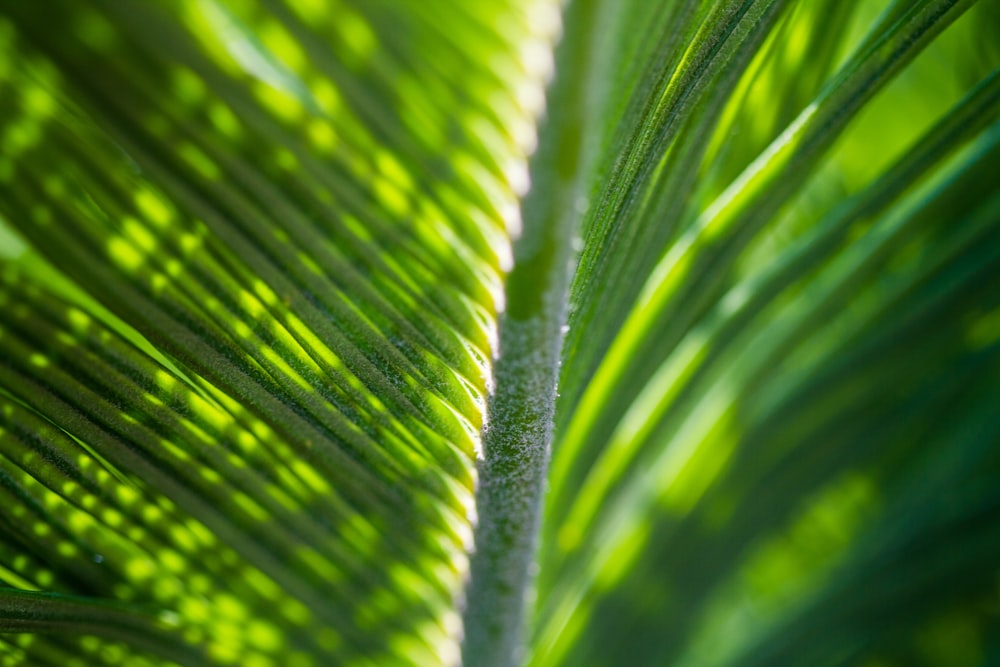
[460,1,604,665]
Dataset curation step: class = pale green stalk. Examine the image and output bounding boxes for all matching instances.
[459,1,607,664]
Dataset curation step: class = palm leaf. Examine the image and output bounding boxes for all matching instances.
[1,1,998,666]
[0,1,551,664]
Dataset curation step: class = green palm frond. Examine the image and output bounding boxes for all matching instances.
[0,1,998,666]
[0,1,552,664]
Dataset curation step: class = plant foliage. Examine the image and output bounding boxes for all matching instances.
[0,1,998,666]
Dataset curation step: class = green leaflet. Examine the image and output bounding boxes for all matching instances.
[535,1,1000,666]
[0,0,555,665]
